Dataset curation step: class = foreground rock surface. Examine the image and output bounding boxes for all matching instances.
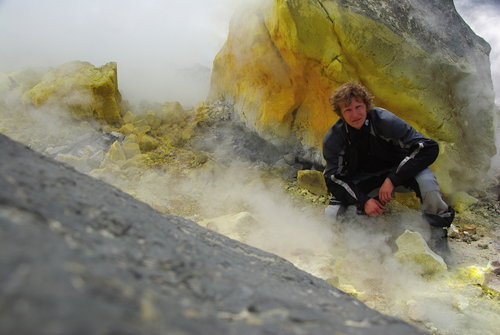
[0,132,428,335]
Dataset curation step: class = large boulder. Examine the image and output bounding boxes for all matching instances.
[0,133,428,334]
[29,61,122,124]
[209,0,496,192]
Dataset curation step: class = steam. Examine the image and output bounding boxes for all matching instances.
[0,0,254,106]
[454,0,500,175]
[106,151,500,335]
[455,0,500,104]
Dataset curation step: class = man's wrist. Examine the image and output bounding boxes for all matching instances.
[387,173,401,187]
[358,196,371,214]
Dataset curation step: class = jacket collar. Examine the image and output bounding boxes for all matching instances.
[344,116,371,134]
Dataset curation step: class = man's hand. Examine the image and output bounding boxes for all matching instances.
[364,198,385,216]
[379,178,394,204]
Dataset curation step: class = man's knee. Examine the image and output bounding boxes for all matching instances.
[415,168,440,194]
[421,190,449,215]
[411,169,455,226]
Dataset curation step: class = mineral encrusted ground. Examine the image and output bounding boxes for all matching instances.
[0,133,428,334]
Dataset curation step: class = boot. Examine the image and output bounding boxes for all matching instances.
[423,206,455,228]
[423,206,455,263]
[429,225,451,262]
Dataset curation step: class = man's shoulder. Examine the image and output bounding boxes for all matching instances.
[323,119,346,145]
[368,107,409,128]
[369,107,397,120]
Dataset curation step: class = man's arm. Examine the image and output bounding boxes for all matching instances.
[373,109,439,186]
[379,177,394,204]
[364,198,386,216]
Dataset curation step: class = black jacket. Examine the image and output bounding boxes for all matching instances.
[322,107,439,206]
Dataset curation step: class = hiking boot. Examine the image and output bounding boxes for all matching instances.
[424,206,455,263]
[429,225,451,262]
[423,206,455,228]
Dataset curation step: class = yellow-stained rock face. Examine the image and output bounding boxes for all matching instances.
[209,0,497,192]
[29,61,122,124]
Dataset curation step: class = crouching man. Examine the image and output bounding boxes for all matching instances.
[322,82,455,259]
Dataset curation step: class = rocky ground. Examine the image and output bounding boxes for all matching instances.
[450,184,500,264]
[288,170,500,290]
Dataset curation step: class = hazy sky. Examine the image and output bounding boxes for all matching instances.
[455,0,500,104]
[0,0,498,106]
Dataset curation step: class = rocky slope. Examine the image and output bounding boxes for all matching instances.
[0,133,431,335]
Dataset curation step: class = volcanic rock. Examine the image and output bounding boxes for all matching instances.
[394,230,448,275]
[29,61,122,124]
[297,169,328,196]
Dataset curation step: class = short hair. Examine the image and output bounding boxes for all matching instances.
[329,82,374,117]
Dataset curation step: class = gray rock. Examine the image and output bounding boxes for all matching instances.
[0,133,428,335]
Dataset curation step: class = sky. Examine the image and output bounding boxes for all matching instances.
[0,0,498,106]
[454,0,500,105]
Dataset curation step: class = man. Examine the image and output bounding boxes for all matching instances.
[322,82,454,258]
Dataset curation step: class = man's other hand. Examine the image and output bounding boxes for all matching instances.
[379,178,394,204]
[364,198,385,216]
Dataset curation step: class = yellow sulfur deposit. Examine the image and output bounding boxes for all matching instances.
[138,134,159,152]
[297,169,328,196]
[29,61,122,124]
[339,284,365,299]
[122,142,142,159]
[449,191,479,213]
[104,141,126,163]
[394,230,447,276]
[459,265,486,286]
[394,192,421,210]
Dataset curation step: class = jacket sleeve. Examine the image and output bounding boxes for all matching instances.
[374,109,439,186]
[323,126,371,207]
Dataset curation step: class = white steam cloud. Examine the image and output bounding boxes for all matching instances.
[0,0,253,106]
[1,1,498,105]
[455,0,500,104]
[454,0,500,173]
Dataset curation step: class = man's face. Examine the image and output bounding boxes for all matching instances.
[340,97,367,129]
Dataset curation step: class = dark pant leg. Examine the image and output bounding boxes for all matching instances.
[325,178,358,206]
[325,174,387,206]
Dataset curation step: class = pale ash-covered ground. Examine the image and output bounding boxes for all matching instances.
[0,101,499,335]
